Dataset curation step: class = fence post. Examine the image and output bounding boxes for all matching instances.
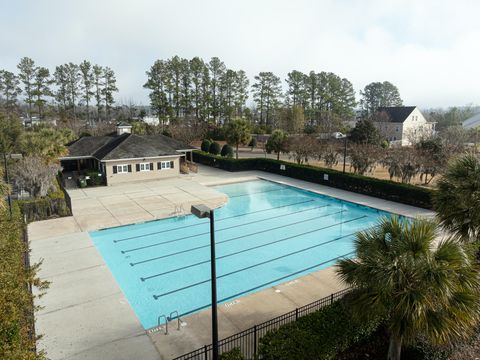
[295,308,298,321]
[253,325,258,356]
[204,345,208,360]
[330,294,334,304]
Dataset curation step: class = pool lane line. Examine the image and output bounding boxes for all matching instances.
[153,250,356,308]
[131,213,365,267]
[113,199,316,243]
[121,203,332,254]
[142,231,357,282]
[227,186,288,198]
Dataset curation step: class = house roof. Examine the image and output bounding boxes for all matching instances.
[463,112,480,129]
[376,106,416,123]
[62,133,195,161]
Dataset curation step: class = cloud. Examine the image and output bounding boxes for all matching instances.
[1,0,479,108]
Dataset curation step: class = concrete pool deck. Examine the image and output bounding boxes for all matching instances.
[29,165,434,359]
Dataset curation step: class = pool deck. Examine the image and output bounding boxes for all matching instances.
[29,165,434,359]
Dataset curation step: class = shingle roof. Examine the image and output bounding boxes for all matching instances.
[65,136,116,157]
[63,133,195,161]
[376,106,416,123]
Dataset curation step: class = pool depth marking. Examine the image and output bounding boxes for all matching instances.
[172,250,356,318]
[142,231,357,282]
[121,203,332,254]
[131,213,365,267]
[113,199,316,243]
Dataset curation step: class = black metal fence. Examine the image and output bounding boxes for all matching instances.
[173,288,350,360]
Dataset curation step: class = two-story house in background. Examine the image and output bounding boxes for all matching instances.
[373,106,435,146]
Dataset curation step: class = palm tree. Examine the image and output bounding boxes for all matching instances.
[224,118,251,159]
[336,216,480,360]
[434,153,480,242]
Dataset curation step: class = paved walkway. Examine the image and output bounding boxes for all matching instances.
[29,166,434,360]
[67,177,230,231]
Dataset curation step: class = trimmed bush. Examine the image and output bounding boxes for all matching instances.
[221,144,234,158]
[192,151,434,209]
[0,203,48,360]
[201,139,211,152]
[258,294,382,360]
[209,141,221,155]
[84,169,105,186]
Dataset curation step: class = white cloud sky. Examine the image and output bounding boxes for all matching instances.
[1,0,479,108]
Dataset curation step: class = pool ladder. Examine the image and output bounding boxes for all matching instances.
[173,204,186,218]
[155,311,182,335]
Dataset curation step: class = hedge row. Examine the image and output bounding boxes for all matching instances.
[258,293,383,359]
[193,151,434,209]
[17,177,72,222]
[0,204,46,360]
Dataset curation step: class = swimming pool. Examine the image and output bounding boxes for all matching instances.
[90,179,392,329]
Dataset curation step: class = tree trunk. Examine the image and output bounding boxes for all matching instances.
[236,144,239,160]
[277,152,280,161]
[387,335,402,360]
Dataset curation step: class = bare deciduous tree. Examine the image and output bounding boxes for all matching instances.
[350,144,382,175]
[288,135,318,165]
[13,157,62,197]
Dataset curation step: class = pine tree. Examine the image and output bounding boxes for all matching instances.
[144,60,170,129]
[32,67,53,119]
[360,81,402,115]
[17,57,36,119]
[208,57,226,124]
[189,57,206,121]
[0,70,22,115]
[234,70,249,118]
[65,62,81,123]
[252,72,282,126]
[79,60,94,126]
[92,65,104,121]
[102,67,118,121]
[53,65,69,120]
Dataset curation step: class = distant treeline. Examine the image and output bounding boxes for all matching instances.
[143,55,404,129]
[0,57,118,124]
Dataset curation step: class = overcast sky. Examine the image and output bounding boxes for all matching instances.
[1,0,479,109]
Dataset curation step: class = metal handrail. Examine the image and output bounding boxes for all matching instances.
[169,310,181,331]
[158,314,168,335]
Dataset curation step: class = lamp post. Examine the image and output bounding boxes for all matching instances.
[3,153,12,217]
[342,135,348,173]
[191,204,219,360]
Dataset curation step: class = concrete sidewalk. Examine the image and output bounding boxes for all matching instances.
[67,176,229,231]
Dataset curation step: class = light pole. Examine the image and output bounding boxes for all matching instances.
[191,204,219,360]
[3,153,12,217]
[342,135,348,173]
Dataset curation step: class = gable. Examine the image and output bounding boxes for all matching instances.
[376,106,416,123]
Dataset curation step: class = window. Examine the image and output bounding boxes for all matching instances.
[139,163,150,171]
[396,126,399,132]
[158,160,175,170]
[117,164,129,173]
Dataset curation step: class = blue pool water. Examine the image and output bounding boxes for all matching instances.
[90,179,392,329]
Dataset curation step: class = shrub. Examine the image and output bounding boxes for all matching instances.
[17,177,71,222]
[258,293,383,360]
[209,141,221,155]
[201,139,212,152]
[84,169,105,186]
[249,137,257,149]
[221,144,234,158]
[220,348,244,360]
[192,151,434,209]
